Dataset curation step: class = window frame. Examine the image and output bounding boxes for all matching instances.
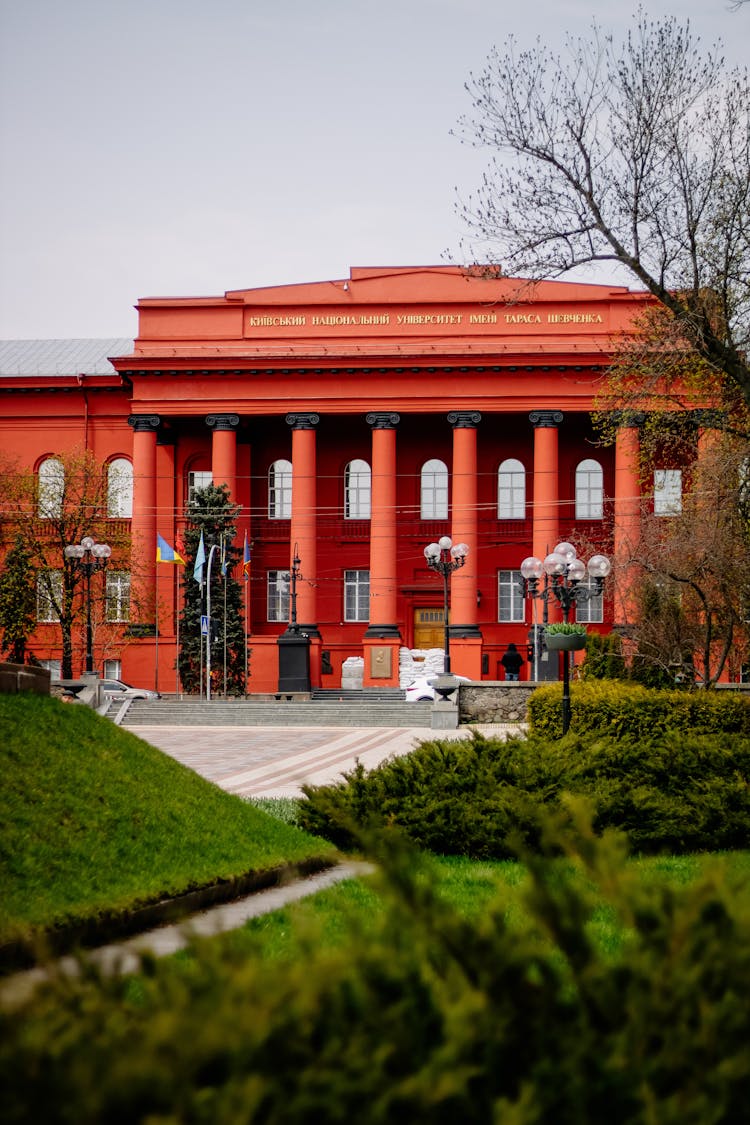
[267,569,291,622]
[344,459,371,520]
[107,458,133,518]
[498,569,525,623]
[105,571,131,623]
[37,570,62,623]
[344,569,370,622]
[38,457,64,519]
[574,578,604,624]
[575,458,604,520]
[654,468,682,515]
[420,458,449,519]
[268,460,292,520]
[498,458,526,519]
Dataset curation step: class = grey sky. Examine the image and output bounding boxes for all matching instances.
[0,0,746,339]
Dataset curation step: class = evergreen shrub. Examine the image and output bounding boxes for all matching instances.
[527,680,750,740]
[3,820,749,1124]
[298,728,750,857]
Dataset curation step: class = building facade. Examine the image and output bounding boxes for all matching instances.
[1,267,655,691]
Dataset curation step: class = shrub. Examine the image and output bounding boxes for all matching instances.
[298,728,750,858]
[527,680,750,740]
[2,818,749,1124]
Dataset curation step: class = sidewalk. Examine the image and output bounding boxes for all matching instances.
[135,723,521,798]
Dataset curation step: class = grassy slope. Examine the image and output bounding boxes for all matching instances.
[0,695,335,943]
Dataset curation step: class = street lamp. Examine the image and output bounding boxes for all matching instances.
[64,535,112,674]
[520,542,611,734]
[423,535,469,677]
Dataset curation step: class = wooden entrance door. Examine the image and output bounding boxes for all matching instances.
[413,608,445,650]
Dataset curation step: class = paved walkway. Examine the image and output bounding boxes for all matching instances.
[134,723,520,798]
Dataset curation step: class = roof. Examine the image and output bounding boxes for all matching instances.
[0,339,133,377]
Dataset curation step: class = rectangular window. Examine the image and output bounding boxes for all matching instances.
[106,571,131,622]
[37,570,62,622]
[498,569,525,622]
[188,470,213,506]
[574,579,604,623]
[344,570,370,622]
[267,569,290,622]
[654,469,682,515]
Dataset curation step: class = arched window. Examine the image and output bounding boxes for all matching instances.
[498,458,526,519]
[268,459,292,519]
[344,459,371,519]
[38,457,64,518]
[107,458,133,518]
[575,459,604,519]
[420,459,448,519]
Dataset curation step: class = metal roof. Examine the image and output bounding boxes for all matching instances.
[0,339,133,377]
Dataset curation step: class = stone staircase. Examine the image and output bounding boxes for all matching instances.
[106,689,434,728]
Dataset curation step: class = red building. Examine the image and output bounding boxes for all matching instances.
[1,266,654,691]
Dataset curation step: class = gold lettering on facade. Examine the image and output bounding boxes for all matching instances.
[396,313,463,325]
[469,313,498,324]
[505,313,542,324]
[248,315,307,327]
[547,313,603,324]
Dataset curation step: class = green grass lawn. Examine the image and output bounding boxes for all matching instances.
[204,845,750,964]
[0,695,336,948]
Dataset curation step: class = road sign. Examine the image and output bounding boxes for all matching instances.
[201,614,209,636]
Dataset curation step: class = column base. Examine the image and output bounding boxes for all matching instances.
[363,623,401,639]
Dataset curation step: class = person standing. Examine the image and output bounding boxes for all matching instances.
[501,643,524,681]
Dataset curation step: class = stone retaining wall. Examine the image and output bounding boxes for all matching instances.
[0,662,51,695]
[458,682,538,724]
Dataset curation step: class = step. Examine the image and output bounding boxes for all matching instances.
[108,698,434,728]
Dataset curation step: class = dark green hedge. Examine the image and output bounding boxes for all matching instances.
[528,681,750,740]
[298,729,750,857]
[3,824,749,1124]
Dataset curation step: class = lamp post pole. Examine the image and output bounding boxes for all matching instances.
[423,536,469,676]
[63,535,112,675]
[521,543,611,735]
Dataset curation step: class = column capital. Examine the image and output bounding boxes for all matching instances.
[205,413,240,431]
[611,410,646,429]
[448,411,481,429]
[366,411,400,429]
[286,412,320,430]
[529,410,563,428]
[127,413,161,433]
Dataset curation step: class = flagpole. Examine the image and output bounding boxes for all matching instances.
[175,563,180,697]
[154,562,159,694]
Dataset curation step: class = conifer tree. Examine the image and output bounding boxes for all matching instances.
[177,484,247,695]
[0,533,37,664]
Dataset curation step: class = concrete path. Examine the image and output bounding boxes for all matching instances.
[134,722,520,798]
[0,862,373,1011]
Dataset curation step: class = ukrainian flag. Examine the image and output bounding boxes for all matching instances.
[156,534,186,565]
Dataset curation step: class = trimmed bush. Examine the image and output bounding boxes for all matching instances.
[527,680,750,740]
[298,728,750,857]
[2,820,749,1124]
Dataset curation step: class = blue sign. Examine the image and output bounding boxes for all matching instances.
[201,615,209,636]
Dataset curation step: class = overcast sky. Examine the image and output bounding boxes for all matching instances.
[0,0,746,340]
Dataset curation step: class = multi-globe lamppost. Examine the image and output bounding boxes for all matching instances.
[63,535,112,675]
[520,542,611,734]
[423,536,469,677]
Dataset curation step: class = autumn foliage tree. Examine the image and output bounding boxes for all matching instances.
[620,435,750,685]
[0,449,130,678]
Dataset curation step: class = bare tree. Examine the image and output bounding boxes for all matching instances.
[456,12,750,406]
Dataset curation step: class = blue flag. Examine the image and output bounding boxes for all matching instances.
[193,530,206,585]
[243,531,251,581]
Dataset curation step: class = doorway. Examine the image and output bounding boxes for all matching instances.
[413,608,444,650]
